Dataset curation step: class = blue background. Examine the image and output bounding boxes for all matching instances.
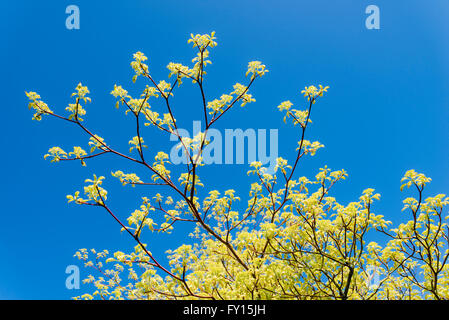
[0,0,448,299]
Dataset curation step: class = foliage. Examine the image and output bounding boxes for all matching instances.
[26,32,449,300]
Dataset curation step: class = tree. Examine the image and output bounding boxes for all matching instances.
[26,32,449,300]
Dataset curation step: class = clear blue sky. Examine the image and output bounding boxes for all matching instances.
[0,0,448,299]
